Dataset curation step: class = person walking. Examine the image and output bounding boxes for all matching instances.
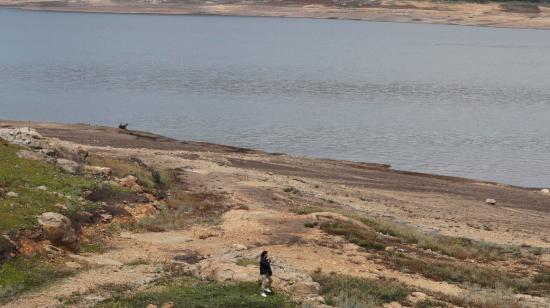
[259,250,273,297]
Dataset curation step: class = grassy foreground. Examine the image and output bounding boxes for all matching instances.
[97,276,294,308]
[0,256,75,304]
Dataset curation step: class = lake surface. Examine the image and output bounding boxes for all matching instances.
[1,9,549,187]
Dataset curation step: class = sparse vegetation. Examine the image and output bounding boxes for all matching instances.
[123,192,228,232]
[291,205,324,215]
[311,270,410,307]
[96,276,293,307]
[304,222,318,228]
[86,155,156,191]
[382,253,549,295]
[235,257,257,267]
[0,256,74,304]
[415,298,448,308]
[359,215,518,261]
[319,221,386,250]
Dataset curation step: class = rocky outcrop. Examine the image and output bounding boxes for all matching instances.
[0,127,45,149]
[37,212,80,251]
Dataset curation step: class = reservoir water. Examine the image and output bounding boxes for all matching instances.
[1,9,549,187]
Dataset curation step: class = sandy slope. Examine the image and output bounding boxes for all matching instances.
[1,0,550,30]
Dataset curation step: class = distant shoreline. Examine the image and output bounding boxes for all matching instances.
[1,0,550,30]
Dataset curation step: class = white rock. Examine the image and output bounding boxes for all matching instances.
[485,198,497,205]
[6,191,18,198]
[37,186,48,191]
[0,127,44,148]
[541,189,550,194]
[231,244,248,251]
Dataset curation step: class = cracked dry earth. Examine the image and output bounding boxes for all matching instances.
[1,121,550,307]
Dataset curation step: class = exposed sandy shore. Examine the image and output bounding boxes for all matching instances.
[1,119,550,307]
[1,0,550,30]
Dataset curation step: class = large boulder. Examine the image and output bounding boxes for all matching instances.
[37,212,80,251]
[0,235,17,263]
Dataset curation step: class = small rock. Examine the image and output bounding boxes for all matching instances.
[161,302,175,308]
[65,261,82,269]
[541,189,550,194]
[37,186,48,191]
[83,165,112,177]
[485,198,497,205]
[383,301,403,308]
[73,211,95,224]
[56,158,81,174]
[130,184,143,193]
[6,191,18,198]
[146,305,158,308]
[54,203,68,211]
[125,175,138,182]
[231,244,248,251]
[99,213,113,223]
[407,291,428,303]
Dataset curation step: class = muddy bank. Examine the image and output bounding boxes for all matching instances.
[1,0,550,30]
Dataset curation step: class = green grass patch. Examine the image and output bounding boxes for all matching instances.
[290,205,325,215]
[235,258,257,267]
[0,142,97,234]
[319,221,386,250]
[311,270,410,307]
[0,255,74,304]
[355,216,528,261]
[96,276,293,307]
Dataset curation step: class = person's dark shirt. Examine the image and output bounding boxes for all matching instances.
[260,255,272,276]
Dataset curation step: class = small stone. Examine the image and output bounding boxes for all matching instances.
[125,175,138,182]
[54,203,68,211]
[231,244,247,251]
[99,213,113,223]
[56,158,81,174]
[161,302,175,308]
[83,165,112,177]
[485,198,497,205]
[541,189,549,194]
[6,191,18,198]
[130,184,143,193]
[65,261,82,269]
[37,186,48,191]
[146,305,158,308]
